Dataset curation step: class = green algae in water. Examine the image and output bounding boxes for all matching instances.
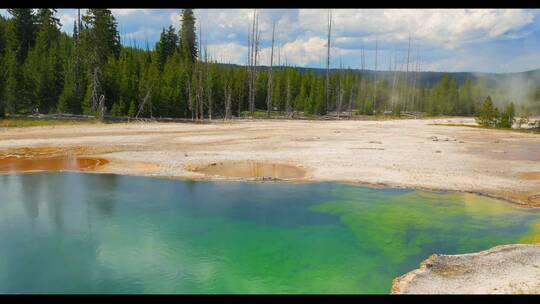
[0,173,539,294]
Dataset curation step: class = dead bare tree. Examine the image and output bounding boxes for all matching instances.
[197,24,204,120]
[75,8,81,106]
[224,79,232,120]
[325,9,332,114]
[285,66,291,117]
[136,82,153,119]
[205,42,213,120]
[336,55,343,118]
[372,37,378,112]
[238,72,245,119]
[277,42,281,67]
[90,66,102,114]
[197,68,203,120]
[360,44,366,105]
[253,15,260,115]
[247,9,260,116]
[348,73,355,117]
[187,76,193,120]
[411,45,420,111]
[266,19,276,116]
[391,45,399,112]
[404,34,411,112]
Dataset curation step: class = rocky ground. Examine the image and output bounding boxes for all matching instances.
[391,244,540,294]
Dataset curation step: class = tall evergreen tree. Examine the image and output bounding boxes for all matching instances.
[0,16,6,116]
[179,9,197,63]
[25,9,62,113]
[156,25,179,70]
[6,9,36,63]
[82,9,120,66]
[82,9,120,114]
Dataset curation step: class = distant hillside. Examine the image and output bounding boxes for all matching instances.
[222,63,540,88]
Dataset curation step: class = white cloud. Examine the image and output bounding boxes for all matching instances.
[122,27,161,44]
[298,9,535,49]
[59,13,76,32]
[281,36,327,66]
[111,9,150,17]
[206,42,247,65]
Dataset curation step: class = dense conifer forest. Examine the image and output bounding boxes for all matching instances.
[0,9,539,120]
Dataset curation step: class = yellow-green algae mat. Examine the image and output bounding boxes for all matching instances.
[1,172,539,293]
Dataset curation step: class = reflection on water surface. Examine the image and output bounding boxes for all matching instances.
[0,172,539,294]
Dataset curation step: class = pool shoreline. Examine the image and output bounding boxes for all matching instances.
[391,243,540,294]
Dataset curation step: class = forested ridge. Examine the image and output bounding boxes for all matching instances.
[0,9,539,120]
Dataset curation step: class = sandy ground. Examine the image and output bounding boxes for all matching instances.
[391,244,540,294]
[0,117,539,207]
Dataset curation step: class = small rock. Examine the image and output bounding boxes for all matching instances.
[436,150,442,153]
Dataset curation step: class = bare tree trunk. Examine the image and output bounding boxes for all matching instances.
[246,15,252,118]
[238,74,245,118]
[325,9,332,114]
[404,35,411,112]
[372,38,378,113]
[74,8,81,108]
[391,45,398,112]
[247,9,260,116]
[360,45,365,108]
[187,78,193,120]
[136,83,152,119]
[336,56,343,118]
[224,80,231,120]
[266,20,276,116]
[251,14,260,115]
[98,95,106,120]
[411,45,420,112]
[205,43,212,120]
[348,83,354,117]
[197,68,203,120]
[91,66,102,113]
[286,68,291,117]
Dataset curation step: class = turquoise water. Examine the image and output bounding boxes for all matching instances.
[1,172,539,294]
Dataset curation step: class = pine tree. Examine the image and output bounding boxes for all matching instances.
[3,49,27,114]
[82,9,120,66]
[156,25,179,70]
[82,9,121,115]
[476,96,498,127]
[459,78,474,116]
[179,9,197,63]
[6,9,36,63]
[0,16,6,116]
[58,21,78,114]
[25,9,62,113]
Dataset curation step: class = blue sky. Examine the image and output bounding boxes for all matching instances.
[1,9,539,73]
